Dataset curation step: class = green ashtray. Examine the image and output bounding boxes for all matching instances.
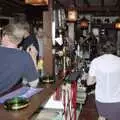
[4,97,29,110]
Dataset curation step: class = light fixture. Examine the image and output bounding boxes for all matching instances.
[115,23,120,29]
[67,7,77,22]
[25,0,48,6]
[80,17,89,28]
[115,18,120,29]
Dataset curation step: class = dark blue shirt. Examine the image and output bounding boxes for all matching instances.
[0,47,38,94]
[18,35,39,62]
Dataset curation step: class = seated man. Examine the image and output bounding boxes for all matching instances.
[0,22,39,95]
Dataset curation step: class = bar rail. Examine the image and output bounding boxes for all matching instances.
[0,74,64,120]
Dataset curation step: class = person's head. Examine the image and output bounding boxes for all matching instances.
[36,27,44,38]
[100,38,117,55]
[22,22,30,38]
[23,22,30,33]
[1,23,25,47]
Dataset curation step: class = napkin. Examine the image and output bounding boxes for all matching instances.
[0,86,43,104]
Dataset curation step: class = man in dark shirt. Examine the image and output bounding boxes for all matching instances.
[18,22,39,63]
[0,22,39,95]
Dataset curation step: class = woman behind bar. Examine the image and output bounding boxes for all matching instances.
[87,38,120,120]
[35,27,44,77]
[0,23,39,95]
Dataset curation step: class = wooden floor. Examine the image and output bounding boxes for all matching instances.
[78,94,99,120]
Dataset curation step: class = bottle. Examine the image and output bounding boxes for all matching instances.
[37,56,44,78]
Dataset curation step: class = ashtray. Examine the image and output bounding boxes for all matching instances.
[41,75,55,83]
[4,97,29,110]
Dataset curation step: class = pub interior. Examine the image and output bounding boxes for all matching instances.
[0,0,120,120]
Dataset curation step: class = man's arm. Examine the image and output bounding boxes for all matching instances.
[87,75,96,86]
[27,44,38,70]
[22,49,39,87]
[87,59,96,86]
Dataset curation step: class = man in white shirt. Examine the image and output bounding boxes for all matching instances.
[87,40,120,120]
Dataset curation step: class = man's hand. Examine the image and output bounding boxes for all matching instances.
[87,76,96,86]
[27,44,38,69]
[29,79,39,88]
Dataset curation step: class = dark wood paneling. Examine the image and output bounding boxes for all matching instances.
[0,0,120,16]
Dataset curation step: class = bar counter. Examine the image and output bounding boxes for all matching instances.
[0,75,64,120]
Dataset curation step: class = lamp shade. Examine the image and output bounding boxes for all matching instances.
[115,22,120,29]
[25,0,48,5]
[80,17,89,28]
[115,18,120,29]
[67,8,77,22]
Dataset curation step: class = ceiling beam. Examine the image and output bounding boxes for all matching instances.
[0,0,25,16]
[77,5,120,16]
[83,0,90,7]
[101,0,104,7]
[115,0,120,7]
[9,0,25,6]
[3,0,24,8]
[77,5,119,11]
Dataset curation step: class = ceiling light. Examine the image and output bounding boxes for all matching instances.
[25,0,48,6]
[80,17,89,28]
[67,7,77,22]
[115,18,120,29]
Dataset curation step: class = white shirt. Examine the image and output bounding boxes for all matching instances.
[89,54,120,103]
[37,38,44,57]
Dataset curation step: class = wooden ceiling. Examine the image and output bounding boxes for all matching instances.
[0,0,24,16]
[0,0,48,18]
[57,0,120,16]
[0,0,120,17]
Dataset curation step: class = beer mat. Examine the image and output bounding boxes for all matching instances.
[0,87,43,104]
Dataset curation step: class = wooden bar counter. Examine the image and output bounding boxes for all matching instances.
[0,75,64,120]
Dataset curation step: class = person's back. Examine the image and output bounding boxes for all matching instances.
[87,39,120,120]
[0,47,38,94]
[91,54,120,103]
[0,22,39,95]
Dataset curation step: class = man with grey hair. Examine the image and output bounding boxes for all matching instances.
[87,39,120,120]
[0,23,39,95]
